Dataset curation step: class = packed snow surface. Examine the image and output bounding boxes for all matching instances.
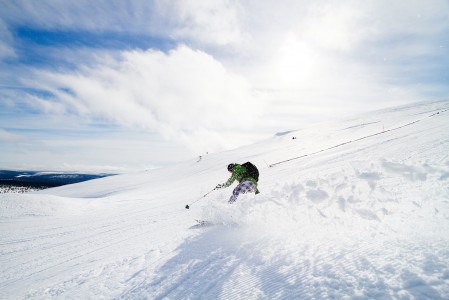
[1,100,449,299]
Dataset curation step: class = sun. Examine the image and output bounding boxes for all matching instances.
[276,33,319,88]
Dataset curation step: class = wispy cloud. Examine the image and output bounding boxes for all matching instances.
[0,19,15,58]
[1,1,157,33]
[0,129,25,142]
[159,0,244,47]
[26,46,260,153]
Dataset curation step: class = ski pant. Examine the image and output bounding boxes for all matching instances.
[229,181,257,204]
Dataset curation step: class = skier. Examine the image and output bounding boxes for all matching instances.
[216,162,260,203]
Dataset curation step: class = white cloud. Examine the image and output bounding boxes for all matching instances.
[302,2,368,52]
[0,0,243,47]
[28,46,261,153]
[157,0,243,47]
[367,0,449,36]
[0,20,15,59]
[14,0,449,152]
[0,129,24,142]
[0,0,154,32]
[230,0,449,116]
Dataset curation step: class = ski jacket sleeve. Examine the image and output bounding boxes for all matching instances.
[222,164,246,187]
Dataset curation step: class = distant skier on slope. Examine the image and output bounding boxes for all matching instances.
[216,162,260,203]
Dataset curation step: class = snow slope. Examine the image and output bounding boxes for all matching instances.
[1,100,449,299]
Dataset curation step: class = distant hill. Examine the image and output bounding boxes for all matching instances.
[0,170,115,188]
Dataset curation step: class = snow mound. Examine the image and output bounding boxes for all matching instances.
[0,194,89,219]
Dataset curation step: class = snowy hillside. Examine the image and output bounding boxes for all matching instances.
[1,100,449,299]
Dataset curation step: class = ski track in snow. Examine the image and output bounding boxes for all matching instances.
[1,100,449,299]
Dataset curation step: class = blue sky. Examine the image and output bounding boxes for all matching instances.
[1,0,448,172]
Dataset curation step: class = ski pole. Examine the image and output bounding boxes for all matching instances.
[185,187,218,209]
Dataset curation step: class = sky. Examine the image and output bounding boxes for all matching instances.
[0,0,448,173]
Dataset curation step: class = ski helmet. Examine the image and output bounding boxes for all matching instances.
[227,163,236,172]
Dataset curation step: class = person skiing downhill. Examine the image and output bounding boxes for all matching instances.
[216,162,260,203]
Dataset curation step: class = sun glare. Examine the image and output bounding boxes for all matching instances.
[276,34,319,88]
